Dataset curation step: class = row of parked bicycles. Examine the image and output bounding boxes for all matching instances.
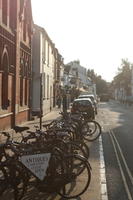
[0,111,102,200]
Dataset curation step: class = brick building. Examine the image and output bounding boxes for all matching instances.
[0,0,33,130]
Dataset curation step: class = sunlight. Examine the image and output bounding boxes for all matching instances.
[31,0,133,82]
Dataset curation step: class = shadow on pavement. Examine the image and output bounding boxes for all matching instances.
[1,186,82,200]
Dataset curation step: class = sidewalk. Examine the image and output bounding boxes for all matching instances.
[0,107,62,142]
[23,107,62,129]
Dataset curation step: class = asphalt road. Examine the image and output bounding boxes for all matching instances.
[98,100,133,200]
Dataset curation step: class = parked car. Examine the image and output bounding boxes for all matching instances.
[99,94,109,102]
[71,98,95,119]
[78,94,98,114]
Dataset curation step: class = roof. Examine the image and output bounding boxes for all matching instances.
[73,98,92,103]
[79,94,94,98]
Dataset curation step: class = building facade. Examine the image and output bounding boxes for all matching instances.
[0,0,33,130]
[32,25,64,116]
[32,25,59,116]
[64,60,97,100]
[67,60,89,88]
[53,48,64,107]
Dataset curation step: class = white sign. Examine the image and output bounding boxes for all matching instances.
[20,153,51,180]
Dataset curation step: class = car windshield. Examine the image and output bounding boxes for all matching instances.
[79,95,94,102]
[73,100,91,106]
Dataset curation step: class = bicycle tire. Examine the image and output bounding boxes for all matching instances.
[74,140,90,159]
[82,120,102,141]
[65,140,89,159]
[13,165,28,200]
[0,162,28,200]
[0,163,8,196]
[57,154,91,199]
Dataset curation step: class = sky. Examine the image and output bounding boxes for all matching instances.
[31,0,133,82]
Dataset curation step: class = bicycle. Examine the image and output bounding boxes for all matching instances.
[0,131,92,199]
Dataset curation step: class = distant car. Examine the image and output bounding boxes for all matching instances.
[99,94,109,102]
[78,94,98,114]
[71,98,95,119]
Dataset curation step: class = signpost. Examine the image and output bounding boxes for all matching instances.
[20,153,51,181]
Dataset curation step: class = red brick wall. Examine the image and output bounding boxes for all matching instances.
[0,114,12,130]
[16,109,29,125]
[0,73,2,107]
[0,0,32,130]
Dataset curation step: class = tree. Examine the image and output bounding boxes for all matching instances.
[112,59,132,95]
[87,69,109,95]
[64,65,71,73]
[87,69,97,83]
[95,76,109,95]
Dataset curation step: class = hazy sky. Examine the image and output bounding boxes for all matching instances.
[31,0,133,82]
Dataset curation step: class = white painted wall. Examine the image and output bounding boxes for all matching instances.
[32,25,54,116]
[68,61,88,87]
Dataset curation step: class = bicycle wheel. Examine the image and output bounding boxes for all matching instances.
[65,141,87,158]
[0,162,28,200]
[82,120,102,141]
[7,162,28,200]
[74,140,90,159]
[0,164,8,196]
[13,165,28,200]
[57,154,91,199]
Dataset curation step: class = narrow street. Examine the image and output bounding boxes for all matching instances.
[98,100,133,200]
[1,1,133,200]
[19,100,133,200]
[1,101,133,200]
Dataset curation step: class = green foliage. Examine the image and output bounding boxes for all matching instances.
[87,69,97,82]
[95,76,108,95]
[87,69,109,95]
[112,59,132,95]
[64,65,71,73]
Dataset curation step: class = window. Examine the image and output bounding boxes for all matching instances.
[23,18,26,41]
[43,73,45,98]
[47,75,49,98]
[9,0,16,29]
[23,9,27,41]
[24,79,28,105]
[20,77,23,106]
[24,62,28,77]
[2,0,8,25]
[2,72,8,109]
[1,53,9,109]
[48,44,49,66]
